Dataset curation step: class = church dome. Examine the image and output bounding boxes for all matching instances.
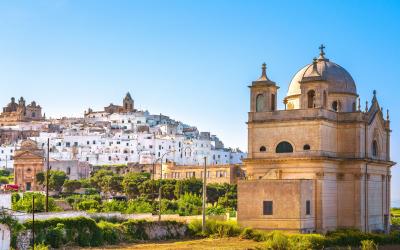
[287,46,357,97]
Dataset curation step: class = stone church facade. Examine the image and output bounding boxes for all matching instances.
[238,46,395,233]
[13,139,45,191]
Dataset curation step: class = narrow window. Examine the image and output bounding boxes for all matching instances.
[306,200,311,215]
[256,94,264,112]
[263,201,273,215]
[307,90,316,108]
[323,91,327,108]
[372,140,378,157]
[271,94,275,111]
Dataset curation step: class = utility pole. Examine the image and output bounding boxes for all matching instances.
[45,138,50,212]
[202,156,207,233]
[32,195,35,250]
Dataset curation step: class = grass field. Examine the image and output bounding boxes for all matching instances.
[86,238,266,250]
[84,237,400,250]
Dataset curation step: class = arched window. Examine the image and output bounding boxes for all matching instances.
[372,140,378,157]
[260,146,266,152]
[332,100,341,112]
[256,94,264,112]
[303,144,311,150]
[352,102,356,112]
[276,141,293,153]
[271,94,275,111]
[307,90,316,108]
[323,91,327,108]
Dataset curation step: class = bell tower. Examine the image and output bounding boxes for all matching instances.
[249,63,279,112]
[123,92,134,112]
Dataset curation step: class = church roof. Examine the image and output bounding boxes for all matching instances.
[287,45,357,97]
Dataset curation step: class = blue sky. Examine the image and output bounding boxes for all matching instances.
[0,0,399,200]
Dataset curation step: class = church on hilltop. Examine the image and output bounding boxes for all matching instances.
[85,92,135,116]
[0,97,44,126]
[238,45,395,233]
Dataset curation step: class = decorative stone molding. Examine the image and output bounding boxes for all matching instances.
[353,173,363,180]
[336,173,344,180]
[315,172,324,179]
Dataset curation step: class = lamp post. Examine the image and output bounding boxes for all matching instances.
[156,150,175,221]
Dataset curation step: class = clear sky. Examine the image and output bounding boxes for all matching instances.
[0,1,399,200]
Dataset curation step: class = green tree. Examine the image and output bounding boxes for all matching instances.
[48,170,68,192]
[122,173,150,199]
[126,199,153,213]
[177,192,202,216]
[207,184,225,205]
[90,169,115,190]
[0,169,10,176]
[12,192,60,212]
[174,178,202,198]
[62,179,82,194]
[76,199,100,211]
[36,171,45,185]
[138,179,159,200]
[36,170,68,192]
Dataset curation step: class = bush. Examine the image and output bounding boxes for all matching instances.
[45,223,64,248]
[206,205,226,215]
[126,199,153,214]
[288,234,325,250]
[101,200,127,213]
[29,243,49,250]
[24,216,103,247]
[188,219,241,237]
[361,239,378,250]
[76,199,100,211]
[12,192,60,212]
[177,193,202,216]
[97,221,123,244]
[264,231,289,250]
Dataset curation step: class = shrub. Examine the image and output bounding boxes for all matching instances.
[76,199,100,211]
[101,200,127,212]
[29,243,49,250]
[206,205,226,215]
[361,239,378,250]
[97,221,122,244]
[177,193,202,216]
[45,223,64,248]
[122,220,149,240]
[188,219,241,237]
[264,231,289,250]
[24,216,103,247]
[126,199,153,214]
[12,192,61,212]
[288,234,325,250]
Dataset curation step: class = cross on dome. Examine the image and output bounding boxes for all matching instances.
[319,44,326,57]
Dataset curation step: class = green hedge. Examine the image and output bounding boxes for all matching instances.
[22,217,187,248]
[24,216,103,247]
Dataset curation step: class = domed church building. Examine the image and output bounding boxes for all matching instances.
[238,45,395,233]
